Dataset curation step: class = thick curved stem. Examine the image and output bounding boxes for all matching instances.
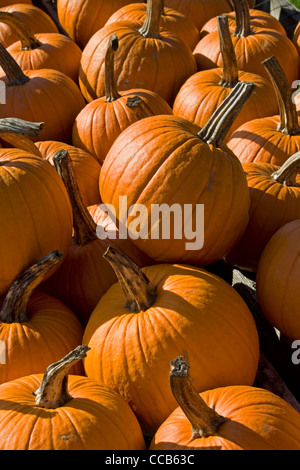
[0,118,44,136]
[0,251,63,324]
[105,34,121,102]
[0,43,29,86]
[262,56,300,136]
[34,345,90,409]
[170,356,227,438]
[271,151,300,186]
[53,150,98,246]
[232,0,253,37]
[218,15,239,88]
[0,11,41,50]
[139,0,162,38]
[103,246,157,312]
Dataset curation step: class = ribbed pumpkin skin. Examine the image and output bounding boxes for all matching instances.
[0,4,58,48]
[79,23,197,105]
[57,0,141,49]
[0,149,73,296]
[72,89,173,164]
[105,4,200,51]
[0,293,84,384]
[36,140,101,206]
[83,264,259,436]
[225,162,300,271]
[226,116,300,166]
[150,385,300,450]
[100,115,250,266]
[0,373,146,450]
[173,69,278,141]
[0,69,86,143]
[256,220,300,340]
[164,0,231,30]
[6,33,82,82]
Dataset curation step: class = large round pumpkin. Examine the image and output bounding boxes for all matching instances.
[150,356,300,450]
[0,346,146,450]
[83,247,259,436]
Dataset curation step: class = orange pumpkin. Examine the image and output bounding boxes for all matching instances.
[227,56,300,166]
[73,34,173,164]
[164,0,231,30]
[0,346,146,450]
[83,247,259,436]
[150,355,300,450]
[293,21,300,57]
[173,15,278,141]
[193,0,299,86]
[79,0,197,105]
[256,220,300,341]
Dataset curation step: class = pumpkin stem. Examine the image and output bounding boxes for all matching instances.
[218,15,239,88]
[0,251,63,324]
[0,43,29,85]
[105,34,121,102]
[139,0,162,38]
[232,0,253,37]
[34,345,90,409]
[0,11,41,50]
[103,246,157,312]
[197,80,256,147]
[53,150,98,246]
[0,117,44,136]
[262,56,300,136]
[170,356,227,438]
[271,151,300,186]
[126,95,155,119]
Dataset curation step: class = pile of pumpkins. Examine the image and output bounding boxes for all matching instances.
[0,0,300,450]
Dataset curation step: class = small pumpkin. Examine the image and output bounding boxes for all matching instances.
[150,355,300,450]
[83,247,259,436]
[227,56,300,166]
[73,34,173,164]
[256,220,300,341]
[0,345,146,450]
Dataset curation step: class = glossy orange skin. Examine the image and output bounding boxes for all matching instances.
[201,9,286,38]
[105,4,200,51]
[150,385,300,450]
[0,69,86,143]
[100,114,250,266]
[293,22,300,55]
[226,116,300,166]
[79,22,197,105]
[0,373,146,450]
[0,149,73,296]
[0,4,58,48]
[57,0,141,49]
[36,140,101,206]
[83,263,259,436]
[6,33,82,82]
[164,0,231,30]
[193,27,299,86]
[225,161,300,271]
[173,68,278,141]
[72,88,173,164]
[257,220,300,340]
[0,292,84,384]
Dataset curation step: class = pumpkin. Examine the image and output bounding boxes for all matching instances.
[83,247,259,436]
[0,148,73,296]
[173,15,278,141]
[73,34,173,164]
[227,56,300,166]
[225,151,300,272]
[41,150,152,326]
[256,220,300,341]
[150,355,300,450]
[35,140,101,206]
[0,3,58,49]
[0,11,82,82]
[105,1,200,51]
[99,81,254,266]
[0,44,86,143]
[193,0,299,86]
[0,252,84,384]
[79,0,197,105]
[57,0,141,49]
[0,346,146,450]
[0,116,43,156]
[163,0,231,30]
